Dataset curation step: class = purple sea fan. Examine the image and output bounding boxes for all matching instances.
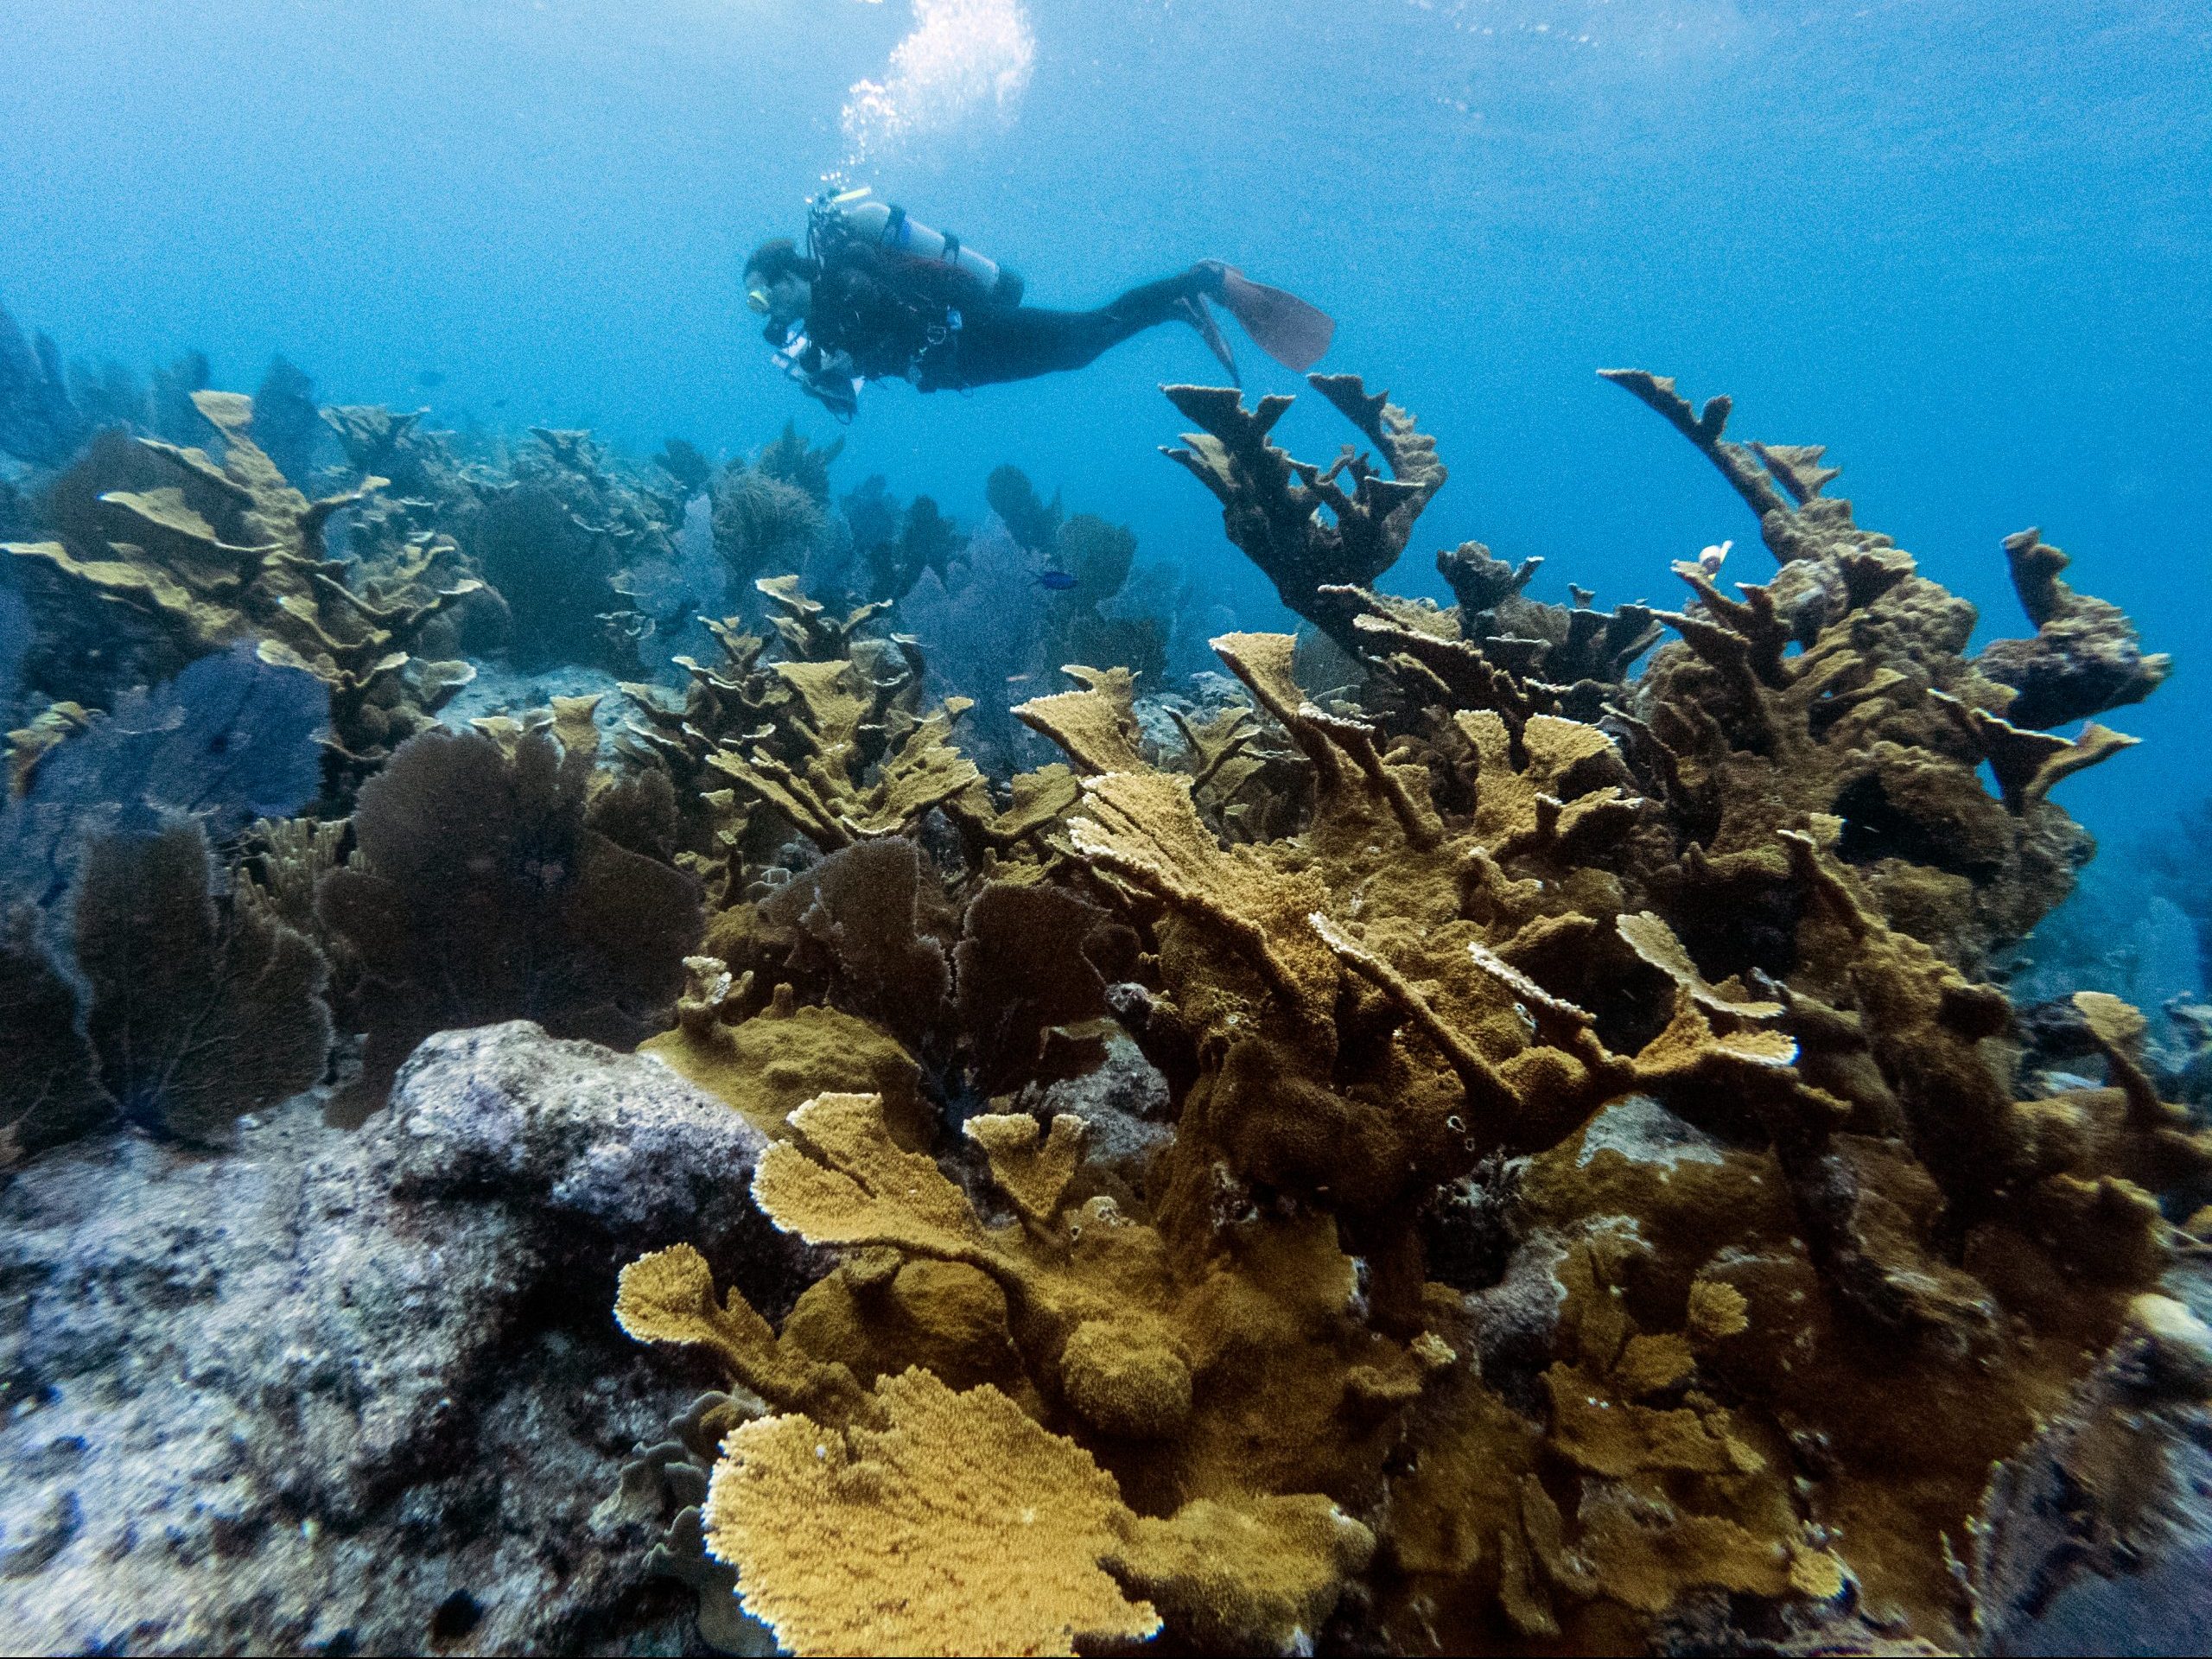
[898,520,1048,770]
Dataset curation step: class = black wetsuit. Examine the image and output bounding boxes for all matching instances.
[766,241,1211,414]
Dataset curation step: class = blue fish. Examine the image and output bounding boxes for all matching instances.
[1036,569,1078,591]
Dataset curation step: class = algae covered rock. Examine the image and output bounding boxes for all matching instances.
[0,1020,808,1656]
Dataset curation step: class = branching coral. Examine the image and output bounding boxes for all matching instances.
[620,573,983,894]
[594,366,2201,1657]
[3,390,480,784]
[1596,372,2147,969]
[1163,372,1444,652]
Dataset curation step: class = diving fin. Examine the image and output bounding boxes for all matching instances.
[1207,264,1335,373]
[1175,295,1241,386]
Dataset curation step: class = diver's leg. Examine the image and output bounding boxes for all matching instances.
[936,269,1217,387]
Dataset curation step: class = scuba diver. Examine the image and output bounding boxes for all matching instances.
[744,188,1335,421]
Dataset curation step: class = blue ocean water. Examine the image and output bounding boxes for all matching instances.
[2,0,2205,857]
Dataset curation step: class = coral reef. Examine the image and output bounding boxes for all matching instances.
[602,370,2208,1657]
[3,342,2201,1656]
[614,570,987,899]
[2,389,481,783]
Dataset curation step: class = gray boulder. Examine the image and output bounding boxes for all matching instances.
[1974,1285,2212,1656]
[0,1021,798,1656]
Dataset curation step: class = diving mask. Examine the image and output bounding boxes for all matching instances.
[745,287,772,314]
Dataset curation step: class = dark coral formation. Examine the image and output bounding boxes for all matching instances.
[1161,372,1445,652]
[468,427,677,671]
[2149,796,2212,998]
[711,442,826,597]
[0,297,87,469]
[1979,525,2171,729]
[314,723,702,1114]
[0,647,331,1156]
[842,471,959,604]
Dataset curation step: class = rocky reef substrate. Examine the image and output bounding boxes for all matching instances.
[0,1024,804,1656]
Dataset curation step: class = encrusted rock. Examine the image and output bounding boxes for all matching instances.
[1973,1277,2212,1655]
[0,1020,802,1655]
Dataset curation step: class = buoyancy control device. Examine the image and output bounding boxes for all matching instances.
[810,188,1025,308]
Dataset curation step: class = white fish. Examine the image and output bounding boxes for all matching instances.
[1696,538,1732,575]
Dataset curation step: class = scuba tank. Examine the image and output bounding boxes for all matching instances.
[810,188,1024,308]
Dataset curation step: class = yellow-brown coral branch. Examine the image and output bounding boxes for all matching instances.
[1309,912,1518,1117]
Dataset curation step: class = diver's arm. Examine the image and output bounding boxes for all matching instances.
[791,345,861,419]
[765,320,861,419]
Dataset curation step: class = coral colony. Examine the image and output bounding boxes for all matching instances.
[3,301,2209,1655]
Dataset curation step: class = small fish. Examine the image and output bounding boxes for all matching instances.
[1035,569,1078,591]
[1005,672,1033,683]
[416,370,447,389]
[492,397,509,409]
[1697,538,1732,575]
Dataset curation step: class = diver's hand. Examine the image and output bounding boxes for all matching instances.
[803,373,860,421]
